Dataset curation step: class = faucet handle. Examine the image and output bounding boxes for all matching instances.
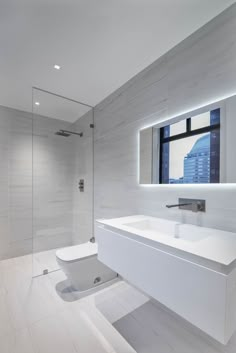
[180,198,205,213]
[192,201,205,212]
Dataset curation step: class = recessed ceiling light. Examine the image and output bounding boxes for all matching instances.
[35,102,40,106]
[54,64,61,70]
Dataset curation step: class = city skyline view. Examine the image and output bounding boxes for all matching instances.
[169,133,210,183]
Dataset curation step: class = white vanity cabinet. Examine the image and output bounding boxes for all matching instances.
[96,218,236,345]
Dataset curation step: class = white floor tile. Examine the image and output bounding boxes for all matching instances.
[82,301,137,353]
[0,291,14,338]
[29,314,77,353]
[0,328,35,353]
[60,307,114,353]
[114,313,173,353]
[0,262,6,295]
[33,249,59,277]
[18,276,64,325]
[2,250,236,353]
[92,280,149,324]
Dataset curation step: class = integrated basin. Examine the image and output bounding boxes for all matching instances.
[123,218,209,243]
[123,218,175,234]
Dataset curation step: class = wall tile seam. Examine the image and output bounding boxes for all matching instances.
[94,106,168,141]
[95,71,168,115]
[95,59,168,113]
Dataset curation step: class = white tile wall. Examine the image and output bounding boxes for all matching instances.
[72,110,94,245]
[33,113,75,254]
[0,105,94,260]
[0,106,33,260]
[93,4,236,234]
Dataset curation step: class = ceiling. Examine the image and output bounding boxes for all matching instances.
[0,0,235,122]
[33,88,91,123]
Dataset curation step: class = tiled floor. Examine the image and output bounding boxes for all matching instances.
[114,301,236,353]
[0,253,147,353]
[2,252,236,353]
[32,249,60,277]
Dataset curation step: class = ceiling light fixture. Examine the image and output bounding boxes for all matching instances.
[35,102,40,106]
[54,64,61,70]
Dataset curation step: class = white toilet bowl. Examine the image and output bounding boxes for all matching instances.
[56,242,117,291]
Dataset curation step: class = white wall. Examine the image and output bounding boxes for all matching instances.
[0,106,32,259]
[72,110,94,245]
[32,113,75,253]
[0,105,94,260]
[93,4,236,233]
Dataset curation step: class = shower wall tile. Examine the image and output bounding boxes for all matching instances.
[93,4,236,234]
[32,114,75,254]
[0,106,33,259]
[0,106,81,259]
[0,104,94,259]
[72,110,94,245]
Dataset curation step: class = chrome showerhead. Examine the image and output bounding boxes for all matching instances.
[55,129,83,137]
[55,131,71,137]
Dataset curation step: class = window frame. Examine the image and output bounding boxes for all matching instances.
[159,114,220,184]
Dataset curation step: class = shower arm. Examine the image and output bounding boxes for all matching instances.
[59,130,83,137]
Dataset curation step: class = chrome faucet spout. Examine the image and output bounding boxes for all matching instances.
[166,203,192,209]
[165,198,206,213]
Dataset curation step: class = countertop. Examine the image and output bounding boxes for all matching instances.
[97,215,236,268]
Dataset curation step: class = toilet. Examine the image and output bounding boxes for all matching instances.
[56,241,117,291]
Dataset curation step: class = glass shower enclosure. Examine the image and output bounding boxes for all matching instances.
[32,87,94,277]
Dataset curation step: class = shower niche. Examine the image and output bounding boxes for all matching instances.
[32,87,94,277]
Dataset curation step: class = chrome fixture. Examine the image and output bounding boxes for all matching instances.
[78,179,84,192]
[55,129,83,137]
[166,198,206,212]
[94,277,101,284]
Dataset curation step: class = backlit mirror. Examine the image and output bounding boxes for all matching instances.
[139,94,236,184]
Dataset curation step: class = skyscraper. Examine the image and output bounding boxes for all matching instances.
[183,134,210,183]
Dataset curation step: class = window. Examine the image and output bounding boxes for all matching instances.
[159,109,220,184]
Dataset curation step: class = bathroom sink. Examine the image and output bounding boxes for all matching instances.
[174,224,210,242]
[123,218,176,235]
[123,219,209,243]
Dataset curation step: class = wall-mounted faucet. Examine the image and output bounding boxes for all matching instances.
[166,198,206,213]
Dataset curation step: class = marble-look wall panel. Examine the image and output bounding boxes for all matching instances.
[0,105,82,259]
[95,57,168,140]
[94,4,236,234]
[32,114,75,253]
[72,110,94,245]
[167,6,236,118]
[0,106,33,259]
[0,102,94,259]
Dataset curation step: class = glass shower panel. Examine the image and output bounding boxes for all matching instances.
[0,105,33,267]
[32,88,94,277]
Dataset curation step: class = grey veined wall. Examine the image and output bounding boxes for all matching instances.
[0,106,33,259]
[0,105,93,260]
[93,4,236,233]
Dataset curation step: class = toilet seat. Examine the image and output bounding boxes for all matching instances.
[56,242,98,263]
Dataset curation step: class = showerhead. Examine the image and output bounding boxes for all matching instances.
[55,129,83,137]
[55,131,71,137]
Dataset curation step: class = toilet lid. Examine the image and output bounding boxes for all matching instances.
[56,242,98,262]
